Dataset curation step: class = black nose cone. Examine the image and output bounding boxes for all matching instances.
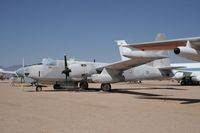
[174,48,180,54]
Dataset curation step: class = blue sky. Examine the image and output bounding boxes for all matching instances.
[0,0,200,67]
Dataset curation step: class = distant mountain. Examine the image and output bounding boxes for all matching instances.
[0,65,22,71]
[0,66,6,70]
[6,65,22,71]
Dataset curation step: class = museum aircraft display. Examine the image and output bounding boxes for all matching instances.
[23,54,165,91]
[22,35,179,91]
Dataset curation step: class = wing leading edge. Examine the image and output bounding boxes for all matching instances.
[124,37,200,50]
[96,56,165,72]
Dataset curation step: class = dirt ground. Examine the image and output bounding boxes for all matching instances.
[0,80,200,133]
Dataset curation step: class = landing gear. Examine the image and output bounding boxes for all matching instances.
[101,83,111,91]
[53,84,61,89]
[180,77,200,86]
[36,85,42,92]
[53,81,79,90]
[79,80,88,90]
[180,80,186,86]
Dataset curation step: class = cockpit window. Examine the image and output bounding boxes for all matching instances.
[25,63,42,67]
[81,64,87,67]
[42,58,56,66]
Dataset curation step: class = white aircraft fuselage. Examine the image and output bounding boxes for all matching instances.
[23,38,173,91]
[25,59,168,85]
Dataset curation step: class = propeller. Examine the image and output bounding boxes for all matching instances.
[62,55,71,83]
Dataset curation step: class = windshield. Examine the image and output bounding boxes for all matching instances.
[42,58,56,66]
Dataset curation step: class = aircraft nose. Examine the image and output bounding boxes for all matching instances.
[16,68,24,77]
[25,72,30,76]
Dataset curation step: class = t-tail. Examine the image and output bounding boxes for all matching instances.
[152,33,170,67]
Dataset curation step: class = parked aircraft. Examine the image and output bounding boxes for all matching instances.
[123,34,200,62]
[171,63,200,85]
[0,64,34,83]
[23,36,179,91]
[23,54,164,91]
[0,68,5,80]
[0,68,16,75]
[0,68,16,80]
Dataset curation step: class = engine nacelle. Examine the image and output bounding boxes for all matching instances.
[123,51,166,58]
[68,63,94,81]
[174,47,200,61]
[191,76,200,82]
[174,46,198,55]
[91,69,123,83]
[173,72,184,79]
[91,74,113,83]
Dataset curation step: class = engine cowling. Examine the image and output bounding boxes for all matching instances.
[191,76,200,82]
[91,68,124,83]
[91,74,113,83]
[123,51,166,58]
[174,47,198,55]
[174,47,200,61]
[173,72,184,79]
[68,63,93,81]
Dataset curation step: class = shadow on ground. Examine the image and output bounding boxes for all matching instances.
[26,87,168,97]
[25,87,199,104]
[137,96,200,104]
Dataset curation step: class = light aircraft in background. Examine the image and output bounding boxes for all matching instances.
[171,63,200,85]
[22,35,179,91]
[123,34,200,62]
[0,63,35,83]
[0,68,17,80]
[0,68,16,75]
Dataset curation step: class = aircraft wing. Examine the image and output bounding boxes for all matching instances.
[0,69,16,75]
[124,37,200,50]
[157,66,186,71]
[96,57,165,72]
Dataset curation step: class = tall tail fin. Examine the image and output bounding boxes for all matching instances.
[152,33,170,67]
[155,33,167,41]
[116,40,132,61]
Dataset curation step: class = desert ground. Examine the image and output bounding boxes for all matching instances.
[0,80,200,133]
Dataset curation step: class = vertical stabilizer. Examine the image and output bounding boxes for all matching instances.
[116,40,132,61]
[152,33,170,67]
[155,33,167,41]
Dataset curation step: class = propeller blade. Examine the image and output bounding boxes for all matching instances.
[64,55,67,68]
[62,55,71,83]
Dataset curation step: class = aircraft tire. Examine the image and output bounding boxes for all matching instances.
[79,80,88,90]
[53,84,61,89]
[180,81,186,86]
[36,86,42,92]
[101,83,111,91]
